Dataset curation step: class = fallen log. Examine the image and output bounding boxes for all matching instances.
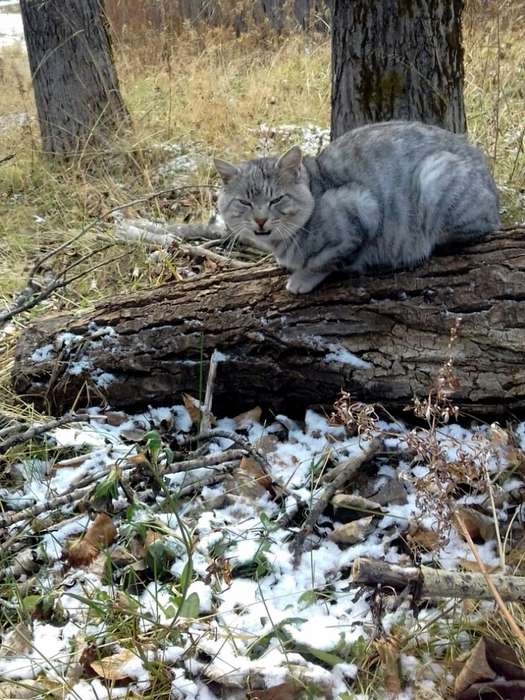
[352,558,525,602]
[12,228,525,416]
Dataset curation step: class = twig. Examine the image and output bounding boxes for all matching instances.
[174,241,253,269]
[302,440,380,534]
[185,429,273,476]
[162,449,246,475]
[200,349,221,434]
[0,413,89,452]
[113,216,226,246]
[0,186,217,327]
[0,484,94,531]
[176,461,240,498]
[0,153,15,166]
[291,439,381,566]
[0,250,128,326]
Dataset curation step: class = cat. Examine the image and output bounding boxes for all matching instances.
[214,120,500,294]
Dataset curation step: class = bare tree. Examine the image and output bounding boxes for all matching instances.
[331,0,466,139]
[20,0,129,158]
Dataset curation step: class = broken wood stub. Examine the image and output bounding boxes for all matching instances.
[12,228,525,416]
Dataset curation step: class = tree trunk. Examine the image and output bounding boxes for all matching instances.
[12,229,525,417]
[20,0,129,158]
[331,0,466,139]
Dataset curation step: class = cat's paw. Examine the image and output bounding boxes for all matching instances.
[286,270,327,294]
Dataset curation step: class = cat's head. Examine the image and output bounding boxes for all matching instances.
[214,146,314,250]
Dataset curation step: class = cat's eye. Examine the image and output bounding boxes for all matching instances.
[270,195,285,206]
[238,199,252,207]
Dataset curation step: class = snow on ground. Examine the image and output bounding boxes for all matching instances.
[0,401,522,698]
[0,2,23,50]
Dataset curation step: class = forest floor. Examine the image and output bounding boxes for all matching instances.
[1,2,525,699]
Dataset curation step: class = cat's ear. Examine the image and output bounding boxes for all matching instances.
[214,158,240,185]
[277,145,303,177]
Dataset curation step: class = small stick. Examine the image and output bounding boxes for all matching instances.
[188,428,301,507]
[176,461,240,498]
[0,414,89,452]
[162,449,247,475]
[200,350,222,435]
[302,440,381,534]
[0,484,94,530]
[291,439,381,566]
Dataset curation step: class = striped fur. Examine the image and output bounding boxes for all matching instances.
[215,121,500,293]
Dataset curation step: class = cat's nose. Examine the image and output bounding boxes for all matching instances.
[254,217,268,230]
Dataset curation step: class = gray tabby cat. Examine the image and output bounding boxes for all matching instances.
[214,121,499,294]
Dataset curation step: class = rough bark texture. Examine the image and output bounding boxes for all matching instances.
[12,229,525,417]
[20,0,129,157]
[352,558,525,602]
[331,0,466,139]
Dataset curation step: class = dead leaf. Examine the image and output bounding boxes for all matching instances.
[256,434,279,456]
[144,529,163,548]
[90,648,139,681]
[455,638,496,695]
[331,493,383,516]
[407,522,441,552]
[234,406,262,426]
[67,513,117,567]
[458,680,525,699]
[375,638,402,695]
[104,411,128,426]
[0,679,64,698]
[374,475,408,506]
[67,539,100,567]
[489,423,509,446]
[0,622,32,657]
[453,636,525,698]
[125,453,150,467]
[329,516,374,545]
[183,393,202,427]
[484,638,525,680]
[453,507,496,542]
[237,456,277,499]
[507,447,525,477]
[415,684,445,700]
[457,558,499,574]
[247,682,299,700]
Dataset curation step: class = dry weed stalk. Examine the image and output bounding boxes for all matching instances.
[330,390,378,438]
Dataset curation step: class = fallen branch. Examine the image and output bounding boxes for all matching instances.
[302,440,381,531]
[163,448,247,475]
[0,484,94,531]
[290,440,381,565]
[113,214,267,253]
[352,558,525,602]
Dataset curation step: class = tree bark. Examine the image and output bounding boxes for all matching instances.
[12,228,525,417]
[331,0,466,139]
[20,0,129,158]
